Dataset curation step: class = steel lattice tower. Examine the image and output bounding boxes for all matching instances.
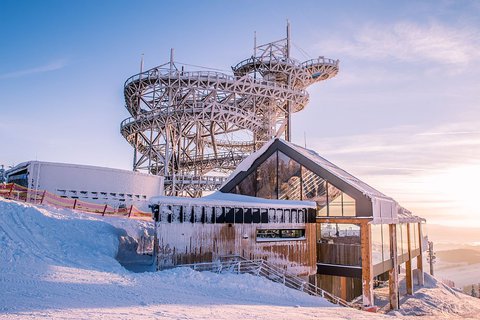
[121,25,339,196]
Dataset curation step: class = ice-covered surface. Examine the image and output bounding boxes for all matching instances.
[150,191,316,209]
[1,198,479,319]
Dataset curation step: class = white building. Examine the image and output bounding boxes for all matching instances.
[5,161,164,209]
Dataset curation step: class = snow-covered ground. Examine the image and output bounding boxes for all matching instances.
[1,198,480,319]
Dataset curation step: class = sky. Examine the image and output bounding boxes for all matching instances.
[1,0,479,228]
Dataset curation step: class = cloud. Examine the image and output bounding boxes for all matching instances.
[0,59,68,79]
[306,121,480,226]
[308,121,480,176]
[318,21,480,67]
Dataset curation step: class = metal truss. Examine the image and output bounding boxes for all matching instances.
[121,27,339,196]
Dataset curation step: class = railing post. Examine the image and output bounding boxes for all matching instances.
[128,205,133,217]
[73,199,77,209]
[40,190,46,204]
[102,204,108,216]
[8,183,14,198]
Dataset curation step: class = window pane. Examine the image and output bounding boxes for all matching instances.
[278,151,302,200]
[402,224,408,256]
[301,167,327,213]
[318,223,361,266]
[327,183,343,216]
[371,224,383,265]
[397,224,403,258]
[256,152,277,199]
[234,170,256,196]
[256,228,305,241]
[382,224,390,261]
[342,193,356,216]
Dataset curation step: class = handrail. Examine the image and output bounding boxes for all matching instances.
[124,67,308,95]
[177,255,360,309]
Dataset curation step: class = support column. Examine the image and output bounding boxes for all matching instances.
[361,222,374,307]
[416,222,425,286]
[405,223,413,295]
[388,224,399,310]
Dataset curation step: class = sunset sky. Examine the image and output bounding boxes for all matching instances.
[1,0,479,228]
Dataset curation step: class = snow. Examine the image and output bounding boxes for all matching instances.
[150,191,316,209]
[1,198,480,319]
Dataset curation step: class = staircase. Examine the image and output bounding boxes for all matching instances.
[177,255,360,309]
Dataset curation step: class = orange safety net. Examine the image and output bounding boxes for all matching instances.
[0,183,152,220]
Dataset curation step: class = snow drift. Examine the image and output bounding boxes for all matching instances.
[1,198,480,319]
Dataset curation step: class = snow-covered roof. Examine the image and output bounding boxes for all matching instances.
[5,160,156,178]
[150,191,316,209]
[397,207,426,223]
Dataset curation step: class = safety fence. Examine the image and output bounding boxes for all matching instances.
[0,183,151,220]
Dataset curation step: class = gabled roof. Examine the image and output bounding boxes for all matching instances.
[221,138,424,224]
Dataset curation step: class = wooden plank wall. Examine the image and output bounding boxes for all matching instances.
[156,222,317,276]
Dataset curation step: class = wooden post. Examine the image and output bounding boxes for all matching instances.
[73,199,77,210]
[388,224,399,310]
[416,222,425,286]
[361,222,374,307]
[405,223,413,295]
[102,204,108,216]
[8,183,14,198]
[128,205,133,217]
[40,190,46,204]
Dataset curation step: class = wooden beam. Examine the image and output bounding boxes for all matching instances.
[361,223,374,307]
[405,223,413,295]
[416,222,425,286]
[316,217,372,225]
[388,224,399,310]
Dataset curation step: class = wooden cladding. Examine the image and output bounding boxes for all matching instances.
[317,243,361,266]
[156,222,317,276]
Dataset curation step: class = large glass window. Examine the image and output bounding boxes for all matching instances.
[256,228,305,241]
[371,224,383,265]
[412,223,419,250]
[343,193,356,216]
[402,223,408,256]
[397,224,403,258]
[382,224,391,261]
[327,183,343,216]
[256,152,277,199]
[234,170,256,196]
[278,151,302,200]
[318,223,361,266]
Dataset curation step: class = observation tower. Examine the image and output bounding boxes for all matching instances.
[121,25,339,196]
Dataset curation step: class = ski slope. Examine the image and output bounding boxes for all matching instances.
[1,198,480,319]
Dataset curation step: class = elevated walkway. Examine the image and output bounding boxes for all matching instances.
[177,255,360,309]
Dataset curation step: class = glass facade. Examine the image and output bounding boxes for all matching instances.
[371,224,393,266]
[231,151,356,217]
[278,151,302,200]
[256,152,277,199]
